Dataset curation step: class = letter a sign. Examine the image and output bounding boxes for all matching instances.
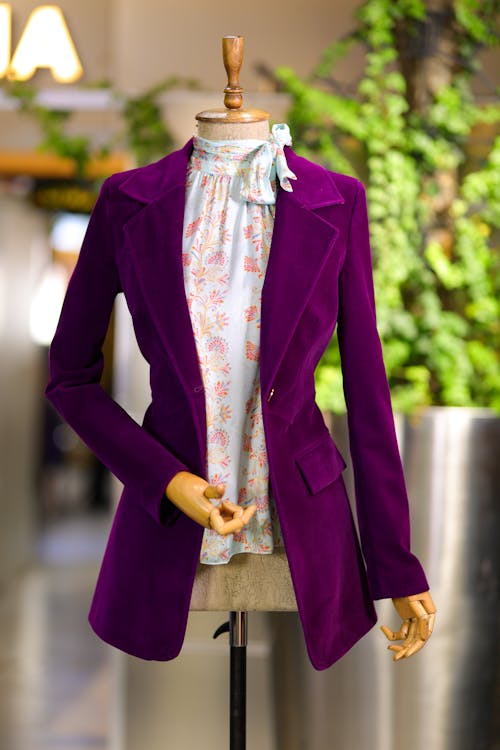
[0,4,83,83]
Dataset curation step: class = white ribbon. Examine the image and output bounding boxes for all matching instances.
[236,123,298,204]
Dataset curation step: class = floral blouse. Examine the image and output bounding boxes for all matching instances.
[182,123,297,565]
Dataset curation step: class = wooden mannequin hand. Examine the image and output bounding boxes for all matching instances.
[165,470,257,535]
[380,590,437,661]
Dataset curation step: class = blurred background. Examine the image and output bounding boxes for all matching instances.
[0,1,499,748]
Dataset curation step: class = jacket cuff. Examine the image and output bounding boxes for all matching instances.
[367,554,430,600]
[153,461,189,527]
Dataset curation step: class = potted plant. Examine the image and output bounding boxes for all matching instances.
[268,0,500,415]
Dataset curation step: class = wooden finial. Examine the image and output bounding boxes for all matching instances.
[195,34,269,124]
[222,36,244,109]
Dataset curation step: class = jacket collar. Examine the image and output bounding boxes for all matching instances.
[117,135,345,209]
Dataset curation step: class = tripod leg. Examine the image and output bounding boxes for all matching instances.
[229,610,247,750]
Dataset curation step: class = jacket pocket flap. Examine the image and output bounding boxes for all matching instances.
[294,432,347,495]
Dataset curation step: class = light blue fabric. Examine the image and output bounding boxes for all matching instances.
[192,122,298,205]
[183,124,297,563]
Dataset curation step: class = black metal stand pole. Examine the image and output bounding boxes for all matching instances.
[213,610,248,750]
[230,610,247,750]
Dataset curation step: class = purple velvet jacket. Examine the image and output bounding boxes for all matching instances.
[44,135,429,671]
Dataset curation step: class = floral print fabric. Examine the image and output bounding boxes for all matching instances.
[182,123,297,564]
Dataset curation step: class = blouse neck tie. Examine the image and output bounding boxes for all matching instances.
[191,122,298,205]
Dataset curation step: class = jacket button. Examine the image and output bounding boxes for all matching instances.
[267,387,275,402]
[193,385,204,392]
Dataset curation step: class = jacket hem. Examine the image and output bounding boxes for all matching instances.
[306,608,378,671]
[87,611,184,662]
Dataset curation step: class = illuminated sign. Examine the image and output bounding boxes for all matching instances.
[0,4,83,83]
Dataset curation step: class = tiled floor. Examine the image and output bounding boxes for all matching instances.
[0,512,113,750]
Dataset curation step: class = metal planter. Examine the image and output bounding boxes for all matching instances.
[269,406,500,750]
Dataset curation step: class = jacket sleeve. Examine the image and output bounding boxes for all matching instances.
[44,176,190,527]
[336,179,430,600]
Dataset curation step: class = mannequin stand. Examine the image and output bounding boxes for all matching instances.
[214,611,248,750]
[190,550,296,749]
[188,38,295,748]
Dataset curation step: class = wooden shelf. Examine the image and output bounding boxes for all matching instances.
[0,150,131,177]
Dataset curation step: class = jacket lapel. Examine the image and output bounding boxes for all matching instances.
[118,136,345,409]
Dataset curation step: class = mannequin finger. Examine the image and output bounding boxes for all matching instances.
[380,625,406,641]
[204,483,225,499]
[200,497,217,516]
[410,591,437,614]
[393,636,416,660]
[394,646,411,661]
[381,610,416,643]
[427,613,436,636]
[387,644,404,652]
[404,638,427,658]
[406,618,418,642]
[390,620,416,656]
[380,625,400,641]
[397,621,420,657]
[409,600,427,619]
[208,508,244,535]
[218,517,245,535]
[209,509,225,534]
[400,619,410,639]
[393,637,420,660]
[241,504,257,523]
[380,625,397,640]
[417,614,434,641]
[397,621,411,641]
[220,499,244,518]
[406,617,417,633]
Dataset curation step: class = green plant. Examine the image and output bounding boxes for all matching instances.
[110,76,201,168]
[271,0,500,413]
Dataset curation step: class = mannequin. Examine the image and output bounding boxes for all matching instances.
[44,34,437,673]
[165,36,437,661]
